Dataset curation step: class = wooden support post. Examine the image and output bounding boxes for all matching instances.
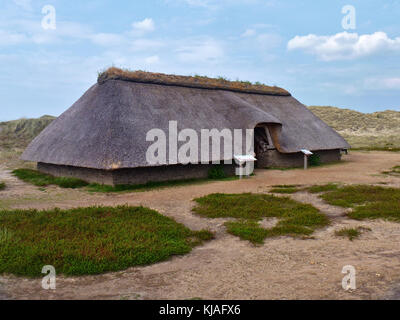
[304,154,308,170]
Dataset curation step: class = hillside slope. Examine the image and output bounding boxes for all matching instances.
[309,106,400,150]
[0,116,55,168]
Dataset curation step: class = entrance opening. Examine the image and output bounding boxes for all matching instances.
[254,125,275,168]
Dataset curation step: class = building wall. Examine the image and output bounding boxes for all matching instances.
[38,162,236,186]
[256,149,342,168]
[38,162,114,184]
[38,149,341,185]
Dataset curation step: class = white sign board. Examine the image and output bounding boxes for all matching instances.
[301,149,313,156]
[234,154,257,164]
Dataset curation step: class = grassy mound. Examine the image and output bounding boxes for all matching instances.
[192,193,328,244]
[0,205,213,277]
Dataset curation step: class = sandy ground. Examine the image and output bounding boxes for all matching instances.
[1,151,400,300]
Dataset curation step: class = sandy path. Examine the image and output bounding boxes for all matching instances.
[1,151,400,300]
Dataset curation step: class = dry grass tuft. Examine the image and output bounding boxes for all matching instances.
[98,67,290,96]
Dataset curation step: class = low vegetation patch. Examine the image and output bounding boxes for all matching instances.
[12,169,88,189]
[307,183,339,194]
[382,165,400,176]
[193,193,328,244]
[335,227,371,241]
[87,176,238,193]
[12,168,237,193]
[0,205,213,277]
[208,165,227,179]
[318,185,400,222]
[309,154,321,167]
[98,67,290,96]
[0,182,5,191]
[269,187,299,194]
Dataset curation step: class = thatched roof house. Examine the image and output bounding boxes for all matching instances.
[22,67,350,185]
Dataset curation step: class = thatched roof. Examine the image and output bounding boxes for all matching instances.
[98,67,291,96]
[22,72,350,170]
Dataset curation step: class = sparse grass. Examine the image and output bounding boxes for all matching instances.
[12,168,238,193]
[319,185,400,222]
[98,67,290,96]
[335,226,371,241]
[193,193,328,244]
[0,205,213,277]
[269,187,299,194]
[88,176,238,193]
[12,169,88,189]
[307,183,339,194]
[272,184,301,188]
[382,165,400,176]
[335,228,361,241]
[0,182,5,191]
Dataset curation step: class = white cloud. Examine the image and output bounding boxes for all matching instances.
[13,0,32,11]
[145,55,160,64]
[365,77,400,90]
[0,30,28,46]
[257,33,281,48]
[130,39,165,51]
[241,29,256,37]
[131,18,155,36]
[176,38,224,63]
[91,33,125,46]
[287,31,400,61]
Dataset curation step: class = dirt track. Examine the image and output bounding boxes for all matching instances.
[1,151,400,300]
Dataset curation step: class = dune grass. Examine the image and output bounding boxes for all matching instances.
[0,205,213,277]
[12,168,88,189]
[192,193,328,244]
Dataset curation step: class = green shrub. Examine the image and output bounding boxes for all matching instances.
[0,182,5,191]
[309,154,321,167]
[208,165,227,179]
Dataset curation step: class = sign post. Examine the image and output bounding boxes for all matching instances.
[234,154,257,179]
[301,149,313,170]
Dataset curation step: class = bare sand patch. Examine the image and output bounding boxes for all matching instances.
[1,151,400,300]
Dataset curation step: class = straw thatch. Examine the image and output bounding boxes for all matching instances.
[22,70,350,170]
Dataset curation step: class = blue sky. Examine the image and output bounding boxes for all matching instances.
[0,0,399,121]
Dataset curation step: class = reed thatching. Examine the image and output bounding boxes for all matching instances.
[22,71,350,170]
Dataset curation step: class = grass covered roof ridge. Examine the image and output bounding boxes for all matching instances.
[97,67,291,96]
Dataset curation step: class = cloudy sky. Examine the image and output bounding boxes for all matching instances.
[1,0,399,121]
